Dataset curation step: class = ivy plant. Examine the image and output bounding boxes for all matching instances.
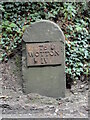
[0,2,89,82]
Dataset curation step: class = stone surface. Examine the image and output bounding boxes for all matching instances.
[1,62,88,118]
[22,20,65,98]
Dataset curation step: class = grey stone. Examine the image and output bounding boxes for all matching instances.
[23,20,65,43]
[22,20,66,98]
[85,86,89,90]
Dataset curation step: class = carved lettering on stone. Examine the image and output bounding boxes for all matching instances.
[26,42,62,66]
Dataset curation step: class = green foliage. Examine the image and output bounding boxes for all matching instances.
[65,3,89,80]
[0,2,89,81]
[62,3,76,20]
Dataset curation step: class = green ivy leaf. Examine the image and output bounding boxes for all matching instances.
[9,23,18,28]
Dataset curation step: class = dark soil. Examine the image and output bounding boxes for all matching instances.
[0,60,89,118]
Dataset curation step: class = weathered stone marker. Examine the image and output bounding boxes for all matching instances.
[22,20,65,98]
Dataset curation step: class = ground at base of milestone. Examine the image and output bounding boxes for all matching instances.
[0,60,89,118]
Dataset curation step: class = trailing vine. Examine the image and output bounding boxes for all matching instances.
[0,2,89,82]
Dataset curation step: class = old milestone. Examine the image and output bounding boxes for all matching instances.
[22,20,65,98]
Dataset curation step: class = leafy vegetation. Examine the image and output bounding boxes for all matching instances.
[0,2,89,82]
